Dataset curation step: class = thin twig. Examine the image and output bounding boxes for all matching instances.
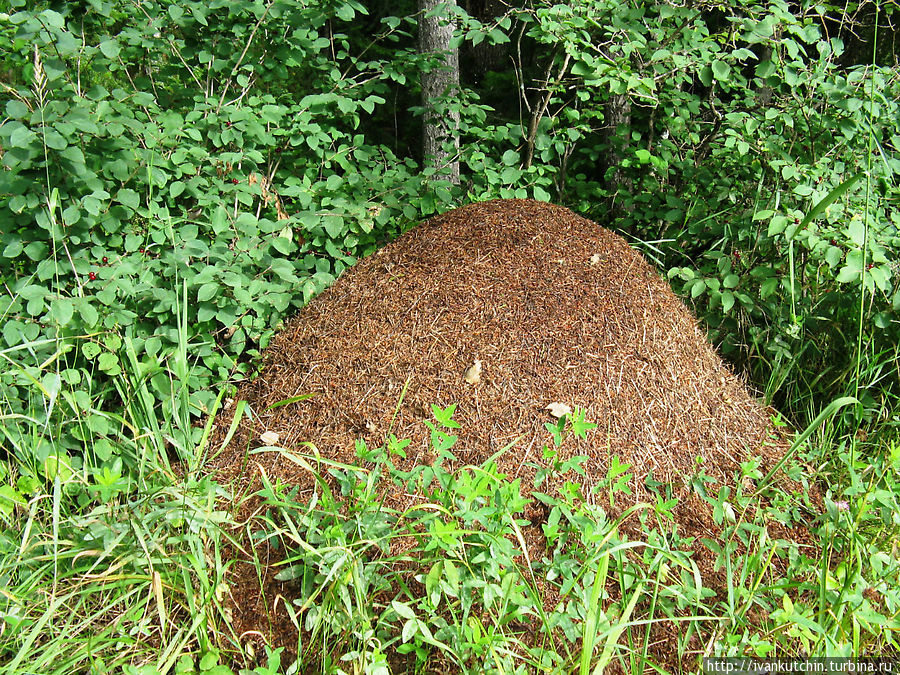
[523,52,570,170]
[216,0,273,113]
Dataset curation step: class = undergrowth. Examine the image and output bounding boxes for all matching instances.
[2,336,899,673]
[0,312,236,674]
[231,404,900,673]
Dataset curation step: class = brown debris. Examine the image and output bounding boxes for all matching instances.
[249,171,290,221]
[208,199,803,668]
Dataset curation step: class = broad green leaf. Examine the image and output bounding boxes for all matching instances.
[117,188,140,210]
[198,283,218,302]
[502,149,519,165]
[60,145,86,166]
[125,234,143,251]
[87,413,109,435]
[105,333,122,351]
[825,246,843,267]
[846,219,866,247]
[44,128,67,150]
[94,438,114,462]
[426,561,442,607]
[144,336,161,357]
[82,342,102,360]
[212,206,228,233]
[98,352,120,373]
[10,125,37,148]
[3,240,23,258]
[26,297,45,316]
[5,100,29,119]
[50,298,74,326]
[869,265,889,292]
[0,486,25,517]
[25,241,47,261]
[768,216,788,236]
[835,266,860,284]
[40,9,66,27]
[78,299,99,327]
[99,39,120,59]
[323,214,344,238]
[500,166,520,183]
[336,3,355,21]
[271,235,293,254]
[197,302,219,323]
[711,60,730,82]
[722,291,735,312]
[698,65,712,87]
[391,600,416,620]
[191,6,208,25]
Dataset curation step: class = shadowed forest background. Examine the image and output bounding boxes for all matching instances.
[1,0,900,673]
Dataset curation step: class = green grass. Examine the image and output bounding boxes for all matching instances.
[2,314,900,674]
[242,408,900,672]
[0,473,232,675]
[0,283,238,675]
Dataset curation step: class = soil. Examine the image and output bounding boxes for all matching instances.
[207,199,811,672]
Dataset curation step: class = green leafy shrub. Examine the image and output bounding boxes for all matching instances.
[444,0,900,419]
[552,2,899,413]
[658,22,900,409]
[0,0,449,472]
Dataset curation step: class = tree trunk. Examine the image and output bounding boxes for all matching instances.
[418,0,460,184]
[603,93,632,202]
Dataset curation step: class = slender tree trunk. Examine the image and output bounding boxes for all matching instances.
[603,93,632,205]
[418,0,460,184]
[755,44,774,107]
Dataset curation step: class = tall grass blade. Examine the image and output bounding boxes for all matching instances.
[756,396,857,493]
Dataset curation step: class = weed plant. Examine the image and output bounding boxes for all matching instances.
[241,406,900,673]
[0,268,237,673]
[0,327,236,674]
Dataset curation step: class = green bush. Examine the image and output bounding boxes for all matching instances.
[450,0,900,417]
[540,2,900,411]
[0,0,451,474]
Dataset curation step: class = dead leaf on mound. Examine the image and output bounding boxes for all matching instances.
[463,359,482,384]
[590,253,602,265]
[545,402,572,418]
[259,430,280,446]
